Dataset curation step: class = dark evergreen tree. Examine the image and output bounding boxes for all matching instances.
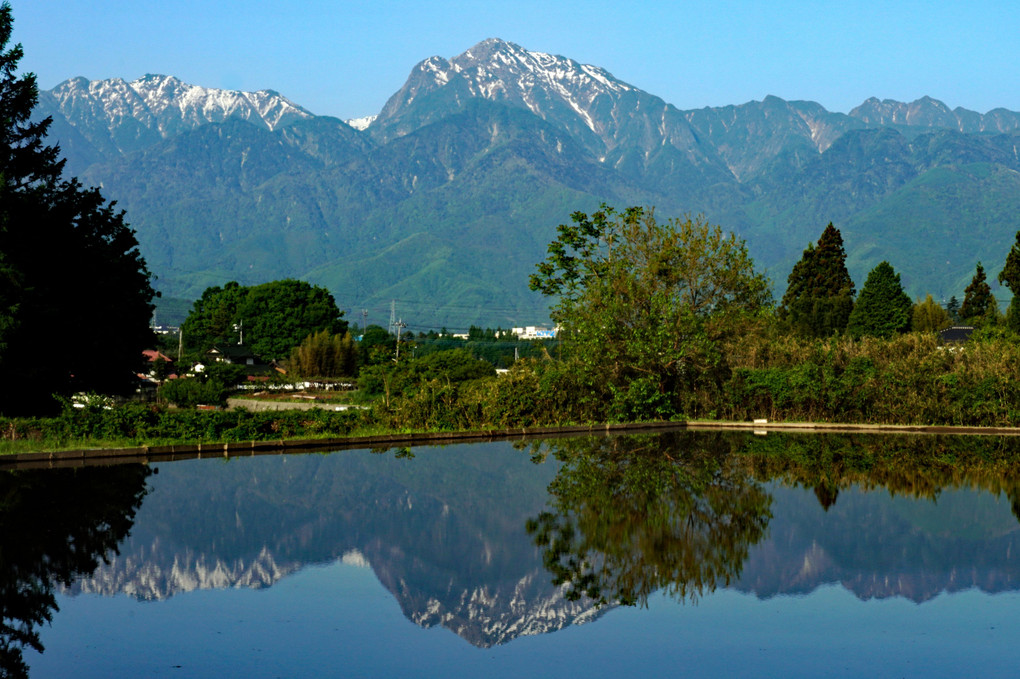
[0,3,156,415]
[846,261,912,338]
[945,296,961,323]
[778,223,855,337]
[960,262,996,324]
[997,231,1020,332]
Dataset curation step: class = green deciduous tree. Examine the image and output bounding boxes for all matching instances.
[846,261,912,338]
[911,294,952,332]
[530,205,771,420]
[778,223,856,337]
[0,3,156,414]
[181,279,346,360]
[960,262,997,324]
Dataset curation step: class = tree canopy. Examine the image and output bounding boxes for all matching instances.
[846,261,912,338]
[0,3,156,414]
[997,232,1020,331]
[287,330,357,378]
[911,294,952,333]
[778,223,856,337]
[530,205,771,419]
[180,279,346,360]
[960,262,996,324]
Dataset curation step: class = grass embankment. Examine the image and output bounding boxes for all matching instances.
[10,329,1020,456]
[0,404,384,455]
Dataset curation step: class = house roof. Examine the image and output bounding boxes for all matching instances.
[939,326,975,343]
[143,349,174,363]
[208,344,258,360]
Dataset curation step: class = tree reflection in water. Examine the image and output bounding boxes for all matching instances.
[528,430,1020,608]
[0,465,150,678]
[526,432,772,606]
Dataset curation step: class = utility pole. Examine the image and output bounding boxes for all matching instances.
[393,319,406,361]
[388,300,396,336]
[361,309,368,335]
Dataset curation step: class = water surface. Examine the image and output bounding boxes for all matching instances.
[6,431,1020,677]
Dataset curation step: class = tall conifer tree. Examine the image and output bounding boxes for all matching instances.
[779,223,855,336]
[997,231,1020,331]
[960,262,996,324]
[847,261,912,338]
[0,3,156,414]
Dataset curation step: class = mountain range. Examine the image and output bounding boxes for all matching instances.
[34,38,1020,327]
[62,439,1020,648]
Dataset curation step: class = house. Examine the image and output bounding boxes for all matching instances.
[202,344,284,383]
[207,344,259,366]
[938,326,975,344]
[139,349,176,381]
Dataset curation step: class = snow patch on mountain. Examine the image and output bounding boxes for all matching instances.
[46,74,314,150]
[345,114,377,131]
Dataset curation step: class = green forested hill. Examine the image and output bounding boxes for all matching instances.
[39,39,1020,326]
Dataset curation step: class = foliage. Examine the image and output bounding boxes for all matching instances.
[0,3,155,415]
[181,279,346,360]
[157,377,224,408]
[526,432,772,606]
[1,401,370,447]
[412,336,556,369]
[945,296,961,323]
[530,205,771,420]
[997,231,1020,295]
[722,332,1020,427]
[911,294,952,332]
[778,223,856,337]
[359,349,494,401]
[960,262,997,324]
[998,233,1020,332]
[0,464,150,677]
[158,363,247,407]
[846,261,912,338]
[358,324,395,366]
[287,330,357,378]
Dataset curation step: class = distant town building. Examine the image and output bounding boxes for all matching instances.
[511,326,558,340]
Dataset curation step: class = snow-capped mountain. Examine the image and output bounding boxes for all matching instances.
[371,38,721,174]
[345,114,377,130]
[32,39,1020,321]
[35,74,313,160]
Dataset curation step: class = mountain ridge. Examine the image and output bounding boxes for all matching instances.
[33,38,1020,325]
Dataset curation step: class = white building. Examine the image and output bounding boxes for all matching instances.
[511,326,558,340]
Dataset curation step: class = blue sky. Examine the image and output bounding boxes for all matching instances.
[12,0,1020,120]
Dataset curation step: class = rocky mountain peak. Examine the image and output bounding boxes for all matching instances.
[39,74,314,161]
[849,96,1020,134]
[372,37,645,148]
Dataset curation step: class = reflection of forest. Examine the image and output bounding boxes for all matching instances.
[528,431,1020,608]
[6,432,1020,661]
[0,465,150,678]
[527,432,772,605]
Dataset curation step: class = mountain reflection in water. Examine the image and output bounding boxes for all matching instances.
[5,431,1020,674]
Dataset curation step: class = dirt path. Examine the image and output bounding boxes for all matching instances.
[226,398,361,412]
